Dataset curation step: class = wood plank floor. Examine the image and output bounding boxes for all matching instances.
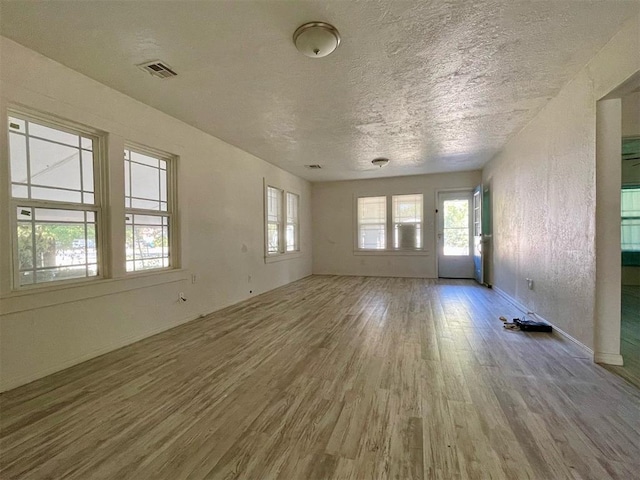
[606,285,640,389]
[2,275,640,480]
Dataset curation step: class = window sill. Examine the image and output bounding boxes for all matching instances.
[265,252,303,264]
[0,268,189,316]
[353,249,430,256]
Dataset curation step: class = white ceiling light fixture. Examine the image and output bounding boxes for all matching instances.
[293,22,341,58]
[371,157,390,168]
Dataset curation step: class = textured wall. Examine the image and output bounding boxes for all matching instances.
[0,38,312,391]
[312,171,481,278]
[482,14,640,350]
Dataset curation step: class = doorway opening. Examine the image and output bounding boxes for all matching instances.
[437,190,474,279]
[595,70,640,384]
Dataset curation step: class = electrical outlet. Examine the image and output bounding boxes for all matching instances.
[526,278,534,290]
[191,274,197,284]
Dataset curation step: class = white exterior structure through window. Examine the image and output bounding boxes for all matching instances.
[8,112,101,287]
[124,147,174,272]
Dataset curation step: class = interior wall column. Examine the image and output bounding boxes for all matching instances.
[594,98,624,365]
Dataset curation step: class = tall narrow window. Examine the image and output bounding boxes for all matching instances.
[124,147,173,272]
[357,196,387,249]
[8,113,100,286]
[286,192,299,252]
[392,194,422,249]
[267,186,283,254]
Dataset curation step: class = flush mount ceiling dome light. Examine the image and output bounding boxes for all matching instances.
[371,157,390,168]
[293,22,341,58]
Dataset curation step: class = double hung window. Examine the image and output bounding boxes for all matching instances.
[124,147,174,272]
[8,113,101,286]
[266,185,300,256]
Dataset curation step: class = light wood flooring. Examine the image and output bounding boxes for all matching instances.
[2,275,640,479]
[606,285,640,388]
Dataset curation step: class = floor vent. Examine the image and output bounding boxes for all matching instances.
[137,60,178,79]
[305,164,322,169]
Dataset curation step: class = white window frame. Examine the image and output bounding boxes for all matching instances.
[124,143,178,274]
[7,109,105,290]
[355,193,426,255]
[264,181,301,260]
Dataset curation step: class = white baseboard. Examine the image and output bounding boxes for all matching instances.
[0,314,200,393]
[493,286,594,357]
[594,353,624,366]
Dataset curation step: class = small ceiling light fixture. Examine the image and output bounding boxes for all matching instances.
[293,22,341,58]
[371,157,390,168]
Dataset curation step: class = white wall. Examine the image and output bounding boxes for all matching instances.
[482,13,640,351]
[0,38,312,392]
[312,171,481,278]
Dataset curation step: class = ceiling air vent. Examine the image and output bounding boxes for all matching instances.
[137,60,178,79]
[305,164,322,169]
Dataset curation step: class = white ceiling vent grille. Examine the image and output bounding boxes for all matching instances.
[137,60,177,79]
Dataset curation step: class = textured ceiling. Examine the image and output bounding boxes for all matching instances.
[1,1,638,181]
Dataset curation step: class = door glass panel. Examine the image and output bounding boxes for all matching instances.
[443,199,469,256]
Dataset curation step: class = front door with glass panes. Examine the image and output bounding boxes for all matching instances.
[437,190,474,278]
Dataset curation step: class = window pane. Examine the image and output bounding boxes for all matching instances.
[17,224,33,269]
[286,224,297,252]
[29,122,79,147]
[443,199,469,256]
[286,192,299,223]
[358,197,386,249]
[160,169,167,202]
[82,150,94,193]
[9,132,28,184]
[31,186,82,203]
[131,198,161,210]
[622,218,640,251]
[268,223,279,253]
[130,162,160,201]
[81,137,93,151]
[267,187,282,223]
[29,138,81,191]
[125,214,170,272]
[34,208,85,222]
[16,205,98,285]
[12,185,28,198]
[359,224,386,249]
[622,188,640,217]
[131,150,159,168]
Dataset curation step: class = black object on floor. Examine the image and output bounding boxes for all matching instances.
[513,318,553,332]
